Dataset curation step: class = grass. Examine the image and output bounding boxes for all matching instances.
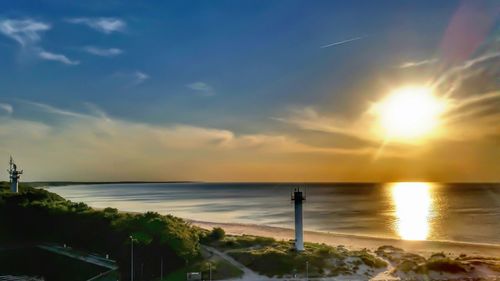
[378,246,498,276]
[207,235,387,278]
[418,258,467,274]
[158,247,244,281]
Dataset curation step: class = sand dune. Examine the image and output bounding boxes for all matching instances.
[191,220,500,258]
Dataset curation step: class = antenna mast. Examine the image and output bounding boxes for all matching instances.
[7,156,23,193]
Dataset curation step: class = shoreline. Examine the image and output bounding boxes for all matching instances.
[94,207,500,257]
[190,220,500,257]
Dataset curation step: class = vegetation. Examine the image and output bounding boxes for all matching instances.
[417,258,467,274]
[0,182,200,280]
[0,247,106,281]
[199,227,226,244]
[207,234,387,278]
[160,247,244,281]
[376,245,500,278]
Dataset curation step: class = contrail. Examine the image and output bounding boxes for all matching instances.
[320,36,364,48]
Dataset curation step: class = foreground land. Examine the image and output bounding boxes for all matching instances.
[194,222,500,280]
[193,221,500,257]
[1,182,499,280]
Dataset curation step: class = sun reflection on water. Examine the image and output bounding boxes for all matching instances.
[391,182,434,240]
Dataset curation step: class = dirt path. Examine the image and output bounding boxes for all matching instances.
[202,245,268,280]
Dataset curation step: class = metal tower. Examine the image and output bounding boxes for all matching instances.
[291,188,305,251]
[7,156,23,193]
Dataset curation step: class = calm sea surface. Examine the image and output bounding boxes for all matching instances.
[46,182,500,244]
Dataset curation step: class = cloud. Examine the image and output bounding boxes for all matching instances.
[274,107,367,140]
[0,18,81,65]
[83,46,123,57]
[0,103,13,114]
[320,36,364,48]
[133,71,149,85]
[186,82,215,96]
[0,18,50,46]
[434,51,500,91]
[3,101,378,154]
[399,58,437,68]
[3,101,497,181]
[38,50,80,65]
[66,17,126,34]
[112,71,150,87]
[0,101,383,181]
[279,46,500,149]
[21,100,88,118]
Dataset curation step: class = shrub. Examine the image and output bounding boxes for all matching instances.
[209,227,225,241]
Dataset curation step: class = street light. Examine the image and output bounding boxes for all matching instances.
[305,261,309,280]
[129,236,135,281]
[160,256,163,280]
[209,263,212,281]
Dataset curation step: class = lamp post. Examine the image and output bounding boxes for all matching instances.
[129,236,135,281]
[209,263,212,281]
[160,256,163,280]
[306,261,309,281]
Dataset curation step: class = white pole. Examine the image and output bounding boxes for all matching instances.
[294,190,305,251]
[130,236,134,281]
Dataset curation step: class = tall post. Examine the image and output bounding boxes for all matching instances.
[306,261,309,280]
[130,236,134,281]
[209,263,212,281]
[7,157,22,193]
[160,256,163,280]
[292,188,305,251]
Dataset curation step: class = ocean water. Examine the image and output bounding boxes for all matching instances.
[46,182,500,245]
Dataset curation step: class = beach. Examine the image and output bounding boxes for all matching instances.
[46,182,500,245]
[192,220,500,258]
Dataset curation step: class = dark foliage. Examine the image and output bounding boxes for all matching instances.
[0,182,200,280]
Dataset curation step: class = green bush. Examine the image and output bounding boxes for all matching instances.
[209,227,225,241]
[215,235,386,278]
[418,258,467,273]
[0,182,201,281]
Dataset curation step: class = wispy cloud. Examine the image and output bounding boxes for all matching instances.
[83,46,123,57]
[20,100,89,118]
[186,82,215,96]
[38,50,80,65]
[133,71,149,85]
[399,58,437,68]
[0,103,13,114]
[112,71,150,87]
[280,46,500,149]
[320,36,364,48]
[66,17,126,34]
[0,101,391,180]
[275,107,355,136]
[0,18,82,66]
[0,18,50,46]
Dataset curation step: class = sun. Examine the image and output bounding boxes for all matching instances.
[374,86,446,141]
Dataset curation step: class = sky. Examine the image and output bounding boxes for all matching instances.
[0,0,499,182]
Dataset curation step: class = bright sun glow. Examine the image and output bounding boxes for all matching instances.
[375,86,446,141]
[391,182,433,240]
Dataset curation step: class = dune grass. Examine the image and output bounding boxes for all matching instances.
[207,234,387,278]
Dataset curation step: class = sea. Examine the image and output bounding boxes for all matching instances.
[46,182,500,245]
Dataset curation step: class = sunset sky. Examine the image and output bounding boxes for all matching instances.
[1,0,499,182]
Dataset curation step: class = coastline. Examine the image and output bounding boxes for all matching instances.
[190,220,500,257]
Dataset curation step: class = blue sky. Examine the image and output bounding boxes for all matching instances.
[0,1,498,181]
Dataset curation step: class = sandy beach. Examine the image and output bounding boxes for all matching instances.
[192,220,500,258]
